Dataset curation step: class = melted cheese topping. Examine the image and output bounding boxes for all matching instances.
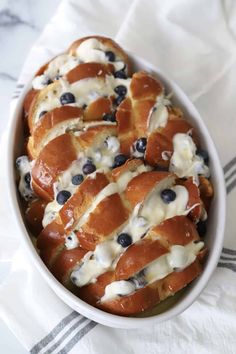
[42,200,61,228]
[101,281,136,303]
[40,117,83,151]
[42,135,120,228]
[65,231,79,250]
[16,156,35,201]
[101,240,204,303]
[76,38,125,72]
[32,38,126,90]
[34,76,131,124]
[140,185,189,227]
[32,55,80,90]
[76,182,119,229]
[147,94,170,133]
[169,133,210,183]
[71,174,193,288]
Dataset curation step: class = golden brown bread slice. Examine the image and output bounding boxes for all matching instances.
[38,169,205,305]
[31,124,117,201]
[17,36,213,317]
[116,71,200,168]
[77,216,205,316]
[27,62,115,133]
[25,199,47,235]
[68,35,132,75]
[24,35,131,118]
[27,106,84,159]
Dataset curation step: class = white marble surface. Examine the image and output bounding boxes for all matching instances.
[0,0,61,352]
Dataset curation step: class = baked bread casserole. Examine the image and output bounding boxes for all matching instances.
[16,36,213,316]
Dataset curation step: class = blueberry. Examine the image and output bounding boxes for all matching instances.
[136,137,147,153]
[105,51,115,62]
[117,233,132,247]
[72,174,84,185]
[161,189,176,203]
[113,154,128,168]
[39,110,48,118]
[130,270,147,289]
[114,85,127,96]
[103,111,116,122]
[60,92,76,105]
[24,172,31,186]
[114,95,125,106]
[114,70,127,79]
[56,190,71,205]
[45,78,53,85]
[197,148,209,164]
[197,220,207,237]
[54,75,62,80]
[15,158,21,169]
[82,163,96,175]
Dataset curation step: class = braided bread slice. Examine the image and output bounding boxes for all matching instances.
[116,71,200,169]
[24,36,131,118]
[39,170,203,293]
[77,216,205,315]
[37,160,149,262]
[16,36,214,317]
[31,124,117,201]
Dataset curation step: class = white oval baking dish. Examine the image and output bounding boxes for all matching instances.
[7,52,226,329]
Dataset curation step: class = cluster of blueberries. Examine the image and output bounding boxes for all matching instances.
[32,47,210,239]
[103,84,128,123]
[105,50,128,79]
[56,152,129,206]
[38,49,128,121]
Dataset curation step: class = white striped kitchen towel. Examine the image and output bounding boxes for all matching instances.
[1,0,236,353]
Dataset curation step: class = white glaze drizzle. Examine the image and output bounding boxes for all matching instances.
[71,174,196,289]
[169,133,210,183]
[32,38,126,90]
[101,240,204,302]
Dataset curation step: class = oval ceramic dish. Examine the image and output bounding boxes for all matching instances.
[7,52,226,329]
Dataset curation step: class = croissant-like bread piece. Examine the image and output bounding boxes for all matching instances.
[16,36,213,317]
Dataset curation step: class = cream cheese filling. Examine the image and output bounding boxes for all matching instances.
[32,38,126,90]
[147,94,170,133]
[34,75,131,125]
[100,240,204,303]
[42,134,120,227]
[169,133,210,183]
[71,174,196,288]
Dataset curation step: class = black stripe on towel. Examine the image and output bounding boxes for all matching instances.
[220,256,236,261]
[226,178,236,194]
[224,156,236,174]
[44,317,88,354]
[57,321,97,354]
[11,94,20,99]
[225,169,236,183]
[218,262,236,272]
[30,311,79,354]
[222,247,236,255]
